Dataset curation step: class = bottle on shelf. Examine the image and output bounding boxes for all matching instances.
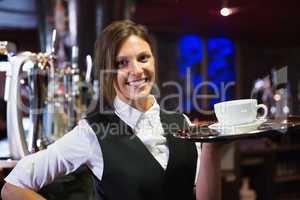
[239,177,257,200]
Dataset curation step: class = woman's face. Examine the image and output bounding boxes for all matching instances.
[114,35,155,102]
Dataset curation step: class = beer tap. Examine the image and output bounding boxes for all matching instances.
[0,41,11,101]
[4,29,57,159]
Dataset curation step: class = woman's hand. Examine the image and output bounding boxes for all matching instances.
[1,183,46,200]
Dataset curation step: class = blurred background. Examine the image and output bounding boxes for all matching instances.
[1,0,300,199]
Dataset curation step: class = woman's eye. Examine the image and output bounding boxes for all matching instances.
[138,54,151,63]
[117,59,129,68]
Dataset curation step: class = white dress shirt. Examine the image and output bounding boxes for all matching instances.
[5,96,201,191]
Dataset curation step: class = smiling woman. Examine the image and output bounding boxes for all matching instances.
[1,20,222,200]
[95,20,157,111]
[114,35,156,111]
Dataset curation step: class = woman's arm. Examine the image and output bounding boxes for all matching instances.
[196,143,221,200]
[1,120,96,199]
[1,183,45,200]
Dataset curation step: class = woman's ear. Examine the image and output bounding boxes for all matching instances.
[112,77,120,95]
[113,73,125,99]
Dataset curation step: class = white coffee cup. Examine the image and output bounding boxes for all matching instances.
[214,99,268,126]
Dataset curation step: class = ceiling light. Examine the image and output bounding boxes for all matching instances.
[220,7,232,16]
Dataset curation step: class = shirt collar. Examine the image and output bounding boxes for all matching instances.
[113,95,160,129]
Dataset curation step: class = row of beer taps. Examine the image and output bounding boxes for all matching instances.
[0,29,95,159]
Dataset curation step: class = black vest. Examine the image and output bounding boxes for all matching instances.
[85,110,198,200]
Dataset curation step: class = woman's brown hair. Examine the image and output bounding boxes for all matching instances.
[94,20,156,109]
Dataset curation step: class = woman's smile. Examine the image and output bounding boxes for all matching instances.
[125,77,149,87]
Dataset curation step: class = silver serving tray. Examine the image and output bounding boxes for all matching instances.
[173,118,300,143]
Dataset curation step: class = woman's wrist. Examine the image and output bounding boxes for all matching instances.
[201,143,222,164]
[202,143,221,153]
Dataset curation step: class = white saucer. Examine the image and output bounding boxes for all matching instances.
[208,119,267,135]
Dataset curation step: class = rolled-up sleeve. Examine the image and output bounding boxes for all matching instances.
[4,120,94,191]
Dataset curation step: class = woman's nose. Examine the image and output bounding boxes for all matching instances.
[130,61,143,75]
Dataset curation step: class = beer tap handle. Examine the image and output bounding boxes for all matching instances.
[0,41,11,101]
[85,54,93,83]
[51,29,57,55]
[4,63,11,101]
